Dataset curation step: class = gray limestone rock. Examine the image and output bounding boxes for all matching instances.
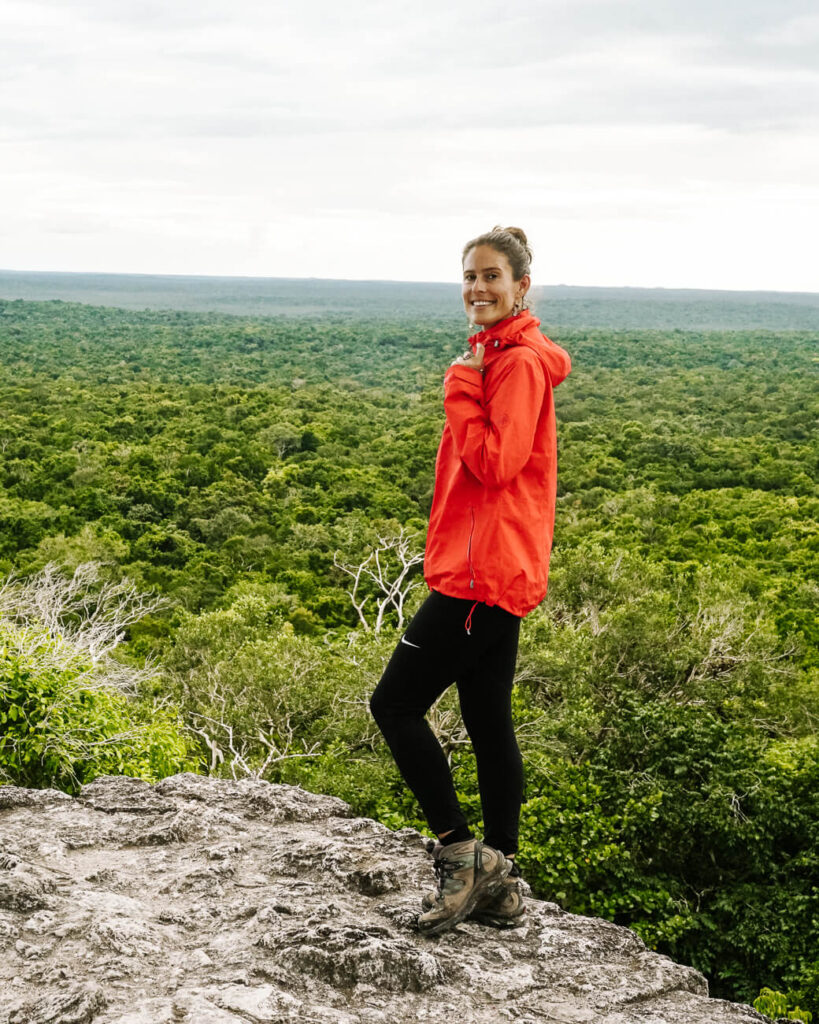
[0,773,771,1024]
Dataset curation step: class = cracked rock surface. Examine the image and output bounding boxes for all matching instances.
[0,774,768,1024]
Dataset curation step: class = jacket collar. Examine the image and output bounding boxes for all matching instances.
[468,310,540,355]
[468,310,572,388]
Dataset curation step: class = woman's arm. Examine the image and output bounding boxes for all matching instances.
[443,349,547,488]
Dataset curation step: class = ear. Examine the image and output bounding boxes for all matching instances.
[517,274,531,299]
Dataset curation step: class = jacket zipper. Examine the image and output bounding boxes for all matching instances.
[467,506,476,590]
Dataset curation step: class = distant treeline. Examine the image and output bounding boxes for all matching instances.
[2,269,819,329]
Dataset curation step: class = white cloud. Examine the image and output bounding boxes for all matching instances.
[0,0,817,290]
[765,12,819,42]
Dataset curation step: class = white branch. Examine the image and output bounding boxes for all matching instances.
[334,528,424,635]
[0,562,169,666]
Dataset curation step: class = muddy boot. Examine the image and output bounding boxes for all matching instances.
[470,860,527,928]
[417,839,509,937]
[422,853,527,929]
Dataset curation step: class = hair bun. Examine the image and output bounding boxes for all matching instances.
[502,226,528,247]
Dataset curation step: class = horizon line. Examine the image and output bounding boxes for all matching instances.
[0,267,817,300]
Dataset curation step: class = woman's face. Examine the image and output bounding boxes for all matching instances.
[462,245,529,327]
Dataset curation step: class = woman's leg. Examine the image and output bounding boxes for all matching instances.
[455,603,522,856]
[370,591,495,838]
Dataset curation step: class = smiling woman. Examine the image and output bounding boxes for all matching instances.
[370,225,572,936]
[460,226,532,329]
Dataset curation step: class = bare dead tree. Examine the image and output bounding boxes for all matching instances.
[333,528,424,634]
[427,690,547,766]
[427,700,471,763]
[681,595,795,688]
[0,563,177,785]
[185,689,323,781]
[0,562,169,667]
[0,563,169,707]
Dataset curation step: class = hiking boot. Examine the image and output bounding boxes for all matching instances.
[422,854,527,929]
[470,860,527,928]
[417,839,509,937]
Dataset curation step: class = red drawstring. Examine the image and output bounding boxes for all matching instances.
[464,600,479,635]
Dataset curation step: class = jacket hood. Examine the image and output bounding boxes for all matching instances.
[469,311,571,387]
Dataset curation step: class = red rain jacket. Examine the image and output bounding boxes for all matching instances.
[424,311,571,617]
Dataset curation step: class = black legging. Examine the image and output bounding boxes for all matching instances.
[370,590,523,855]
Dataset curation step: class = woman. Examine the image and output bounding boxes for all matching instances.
[370,226,571,936]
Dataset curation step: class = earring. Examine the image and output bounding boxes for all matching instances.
[513,298,522,315]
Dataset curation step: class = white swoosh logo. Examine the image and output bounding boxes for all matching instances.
[400,635,421,649]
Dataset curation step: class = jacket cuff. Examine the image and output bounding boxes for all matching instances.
[444,365,484,393]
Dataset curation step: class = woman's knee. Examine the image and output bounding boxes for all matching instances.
[370,679,424,729]
[370,679,403,726]
[369,686,389,725]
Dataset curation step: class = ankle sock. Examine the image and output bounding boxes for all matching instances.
[439,825,473,846]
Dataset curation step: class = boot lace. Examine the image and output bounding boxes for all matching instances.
[433,853,458,898]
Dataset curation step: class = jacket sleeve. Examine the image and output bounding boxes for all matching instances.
[443,351,547,488]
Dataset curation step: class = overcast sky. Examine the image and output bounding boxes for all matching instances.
[2,0,818,290]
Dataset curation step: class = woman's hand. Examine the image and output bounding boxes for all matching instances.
[451,342,485,374]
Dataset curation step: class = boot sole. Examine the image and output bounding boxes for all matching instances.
[469,907,526,929]
[421,891,525,929]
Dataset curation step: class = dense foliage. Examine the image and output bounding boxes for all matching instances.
[0,295,817,1013]
[0,617,190,793]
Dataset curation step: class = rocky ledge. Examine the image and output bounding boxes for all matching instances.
[0,774,769,1024]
